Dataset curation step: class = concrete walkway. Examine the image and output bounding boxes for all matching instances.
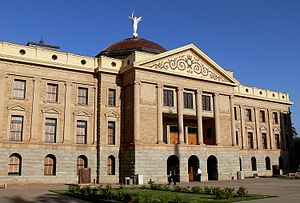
[0,178,299,202]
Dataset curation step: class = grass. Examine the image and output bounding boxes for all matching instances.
[51,187,273,203]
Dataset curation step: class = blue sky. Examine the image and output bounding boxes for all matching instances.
[0,0,299,134]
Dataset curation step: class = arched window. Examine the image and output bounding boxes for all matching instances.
[265,157,271,170]
[44,154,56,176]
[8,153,22,176]
[107,155,115,175]
[77,155,88,174]
[251,157,257,171]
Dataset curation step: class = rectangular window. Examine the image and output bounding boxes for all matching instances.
[170,126,179,144]
[262,133,267,149]
[183,92,193,109]
[108,121,115,145]
[10,115,23,141]
[188,127,197,145]
[78,87,88,105]
[245,109,252,122]
[273,112,278,124]
[247,132,253,149]
[283,114,289,126]
[76,121,87,144]
[46,83,58,102]
[275,134,280,149]
[234,107,238,120]
[108,89,116,107]
[202,95,211,111]
[163,89,174,107]
[259,110,266,123]
[235,131,239,145]
[45,118,57,143]
[13,79,26,99]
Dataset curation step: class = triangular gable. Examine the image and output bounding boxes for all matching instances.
[135,44,239,85]
[8,104,26,112]
[42,107,60,115]
[74,110,90,117]
[105,110,119,118]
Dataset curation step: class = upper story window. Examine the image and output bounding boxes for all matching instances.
[45,118,57,143]
[10,115,23,141]
[76,120,87,144]
[245,109,252,122]
[234,107,238,120]
[247,132,253,149]
[108,121,116,145]
[13,79,26,99]
[259,110,266,123]
[262,133,267,149]
[283,114,289,126]
[202,95,211,111]
[108,89,116,107]
[183,92,193,109]
[163,89,174,107]
[273,112,279,124]
[46,83,58,102]
[275,134,280,149]
[78,87,88,105]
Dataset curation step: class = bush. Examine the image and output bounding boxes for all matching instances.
[191,186,202,194]
[204,186,213,194]
[237,187,248,197]
[174,185,181,192]
[67,185,77,193]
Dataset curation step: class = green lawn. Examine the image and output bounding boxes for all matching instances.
[51,187,273,203]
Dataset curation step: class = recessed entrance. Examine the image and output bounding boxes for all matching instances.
[167,155,180,182]
[207,155,218,180]
[188,155,199,182]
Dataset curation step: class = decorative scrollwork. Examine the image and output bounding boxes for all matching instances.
[150,54,225,82]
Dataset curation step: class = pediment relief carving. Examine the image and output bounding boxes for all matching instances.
[74,110,90,117]
[260,127,268,132]
[42,107,60,115]
[273,128,280,132]
[7,104,26,112]
[141,50,232,83]
[105,110,118,118]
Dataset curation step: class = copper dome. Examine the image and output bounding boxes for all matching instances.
[98,38,166,59]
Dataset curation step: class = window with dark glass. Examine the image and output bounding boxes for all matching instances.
[76,121,87,144]
[44,155,56,176]
[184,92,193,109]
[202,95,211,111]
[273,112,278,124]
[163,89,174,107]
[13,79,26,99]
[236,131,239,145]
[108,89,116,107]
[46,83,58,102]
[78,87,88,105]
[275,134,280,149]
[45,118,57,143]
[10,115,23,141]
[265,157,271,170]
[251,157,257,171]
[245,109,252,122]
[248,132,253,149]
[234,107,238,120]
[108,121,115,145]
[259,110,266,123]
[262,133,267,149]
[8,154,21,176]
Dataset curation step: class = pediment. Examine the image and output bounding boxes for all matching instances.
[42,108,60,115]
[135,44,239,85]
[8,104,26,112]
[74,110,90,117]
[105,110,118,118]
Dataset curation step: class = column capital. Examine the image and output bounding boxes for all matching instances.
[156,83,163,89]
[133,80,141,86]
[196,90,203,94]
[177,87,184,92]
[229,94,235,99]
[213,92,220,97]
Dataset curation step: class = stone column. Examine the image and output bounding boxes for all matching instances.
[254,108,261,149]
[214,93,220,145]
[240,106,246,149]
[267,109,274,149]
[30,77,40,142]
[63,82,72,144]
[196,90,203,145]
[177,87,184,144]
[229,95,236,146]
[134,81,140,143]
[280,112,286,150]
[0,73,6,141]
[156,84,163,144]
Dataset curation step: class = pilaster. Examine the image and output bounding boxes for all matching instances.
[29,77,40,142]
[213,93,220,145]
[196,90,203,145]
[134,81,140,143]
[177,87,184,144]
[156,83,163,144]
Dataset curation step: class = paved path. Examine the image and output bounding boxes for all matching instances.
[0,178,299,202]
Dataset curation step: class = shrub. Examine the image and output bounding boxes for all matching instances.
[224,187,234,198]
[204,186,213,194]
[162,184,170,191]
[174,185,182,192]
[237,187,248,197]
[67,185,77,193]
[191,186,202,194]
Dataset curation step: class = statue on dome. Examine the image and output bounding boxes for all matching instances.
[129,12,142,38]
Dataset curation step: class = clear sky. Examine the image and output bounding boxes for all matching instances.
[0,0,299,134]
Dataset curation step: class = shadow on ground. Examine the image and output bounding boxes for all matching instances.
[4,193,86,203]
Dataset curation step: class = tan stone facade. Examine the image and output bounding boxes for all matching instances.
[0,40,294,184]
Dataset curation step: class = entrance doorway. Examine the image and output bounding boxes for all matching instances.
[207,155,218,180]
[167,155,180,182]
[188,155,199,182]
